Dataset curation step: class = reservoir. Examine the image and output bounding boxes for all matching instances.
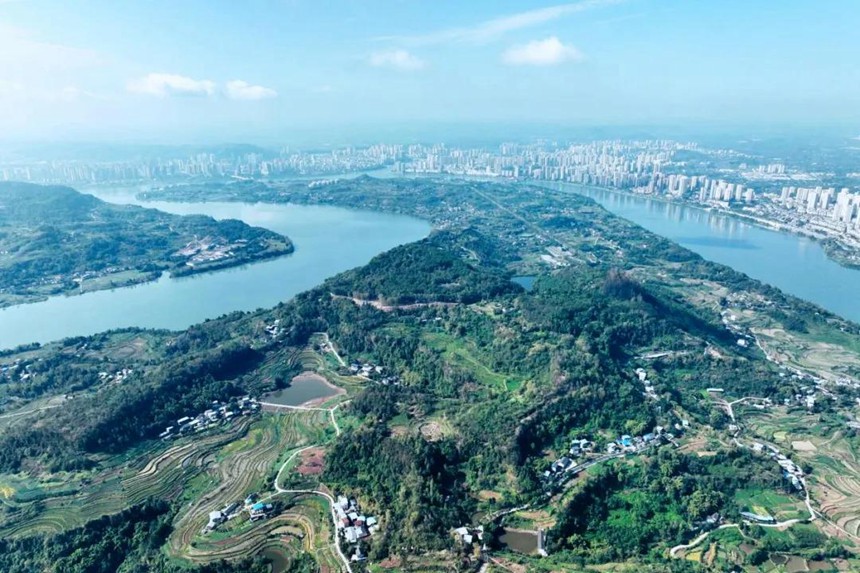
[261,373,341,407]
[0,189,430,349]
[498,528,540,555]
[552,184,860,324]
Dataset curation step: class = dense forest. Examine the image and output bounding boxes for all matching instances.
[326,236,522,305]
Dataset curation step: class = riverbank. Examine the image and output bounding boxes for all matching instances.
[0,239,294,312]
[0,182,296,312]
[0,199,430,350]
[548,182,860,272]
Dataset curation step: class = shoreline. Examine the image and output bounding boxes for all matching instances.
[0,244,294,313]
[262,372,347,410]
[295,372,347,409]
[542,180,860,273]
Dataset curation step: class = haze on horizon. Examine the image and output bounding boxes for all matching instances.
[1,0,858,143]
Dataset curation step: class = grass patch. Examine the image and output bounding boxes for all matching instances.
[734,488,807,521]
[423,332,517,391]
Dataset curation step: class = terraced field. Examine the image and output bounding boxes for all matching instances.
[0,418,255,538]
[168,411,330,558]
[745,409,860,542]
[0,338,354,570]
[183,494,340,571]
[123,418,255,505]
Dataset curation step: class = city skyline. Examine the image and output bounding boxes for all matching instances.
[1,0,859,142]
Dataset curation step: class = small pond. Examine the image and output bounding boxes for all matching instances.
[511,275,536,291]
[260,373,339,407]
[498,528,539,555]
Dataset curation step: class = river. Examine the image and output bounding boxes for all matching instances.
[0,189,430,349]
[2,178,859,348]
[551,184,860,324]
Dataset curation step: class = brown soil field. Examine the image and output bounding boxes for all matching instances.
[297,447,325,476]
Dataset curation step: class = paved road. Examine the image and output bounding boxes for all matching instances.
[262,401,353,573]
[318,332,346,367]
[670,524,739,557]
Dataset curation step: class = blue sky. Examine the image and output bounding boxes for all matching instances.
[1,0,858,143]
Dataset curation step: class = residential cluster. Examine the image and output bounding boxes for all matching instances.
[348,361,402,386]
[604,428,670,456]
[777,186,860,231]
[541,426,678,489]
[0,358,32,383]
[159,396,259,440]
[750,442,806,492]
[334,495,379,545]
[97,368,134,384]
[204,493,275,532]
[175,237,245,267]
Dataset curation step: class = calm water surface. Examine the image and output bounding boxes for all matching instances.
[498,528,539,554]
[551,184,860,323]
[511,276,536,291]
[4,178,859,348]
[261,374,338,407]
[0,189,430,349]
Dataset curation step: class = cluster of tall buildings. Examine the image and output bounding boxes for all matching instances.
[779,186,860,229]
[0,146,394,185]
[402,140,690,189]
[641,174,756,204]
[3,140,857,237]
[400,140,764,205]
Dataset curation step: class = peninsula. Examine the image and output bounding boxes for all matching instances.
[0,182,293,308]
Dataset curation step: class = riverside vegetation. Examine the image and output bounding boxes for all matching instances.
[1,177,860,572]
[0,182,293,308]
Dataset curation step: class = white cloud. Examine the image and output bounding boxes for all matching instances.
[127,73,217,97]
[368,50,425,71]
[376,0,622,46]
[502,36,584,66]
[225,80,277,100]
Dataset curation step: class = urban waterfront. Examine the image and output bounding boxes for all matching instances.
[560,183,860,323]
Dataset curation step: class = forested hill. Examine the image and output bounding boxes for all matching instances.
[0,182,293,307]
[3,178,860,571]
[326,236,522,305]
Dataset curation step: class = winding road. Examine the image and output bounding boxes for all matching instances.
[670,394,818,559]
[262,400,353,573]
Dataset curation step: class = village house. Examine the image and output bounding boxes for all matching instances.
[334,495,378,544]
[250,502,274,521]
[454,525,485,547]
[206,510,225,531]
